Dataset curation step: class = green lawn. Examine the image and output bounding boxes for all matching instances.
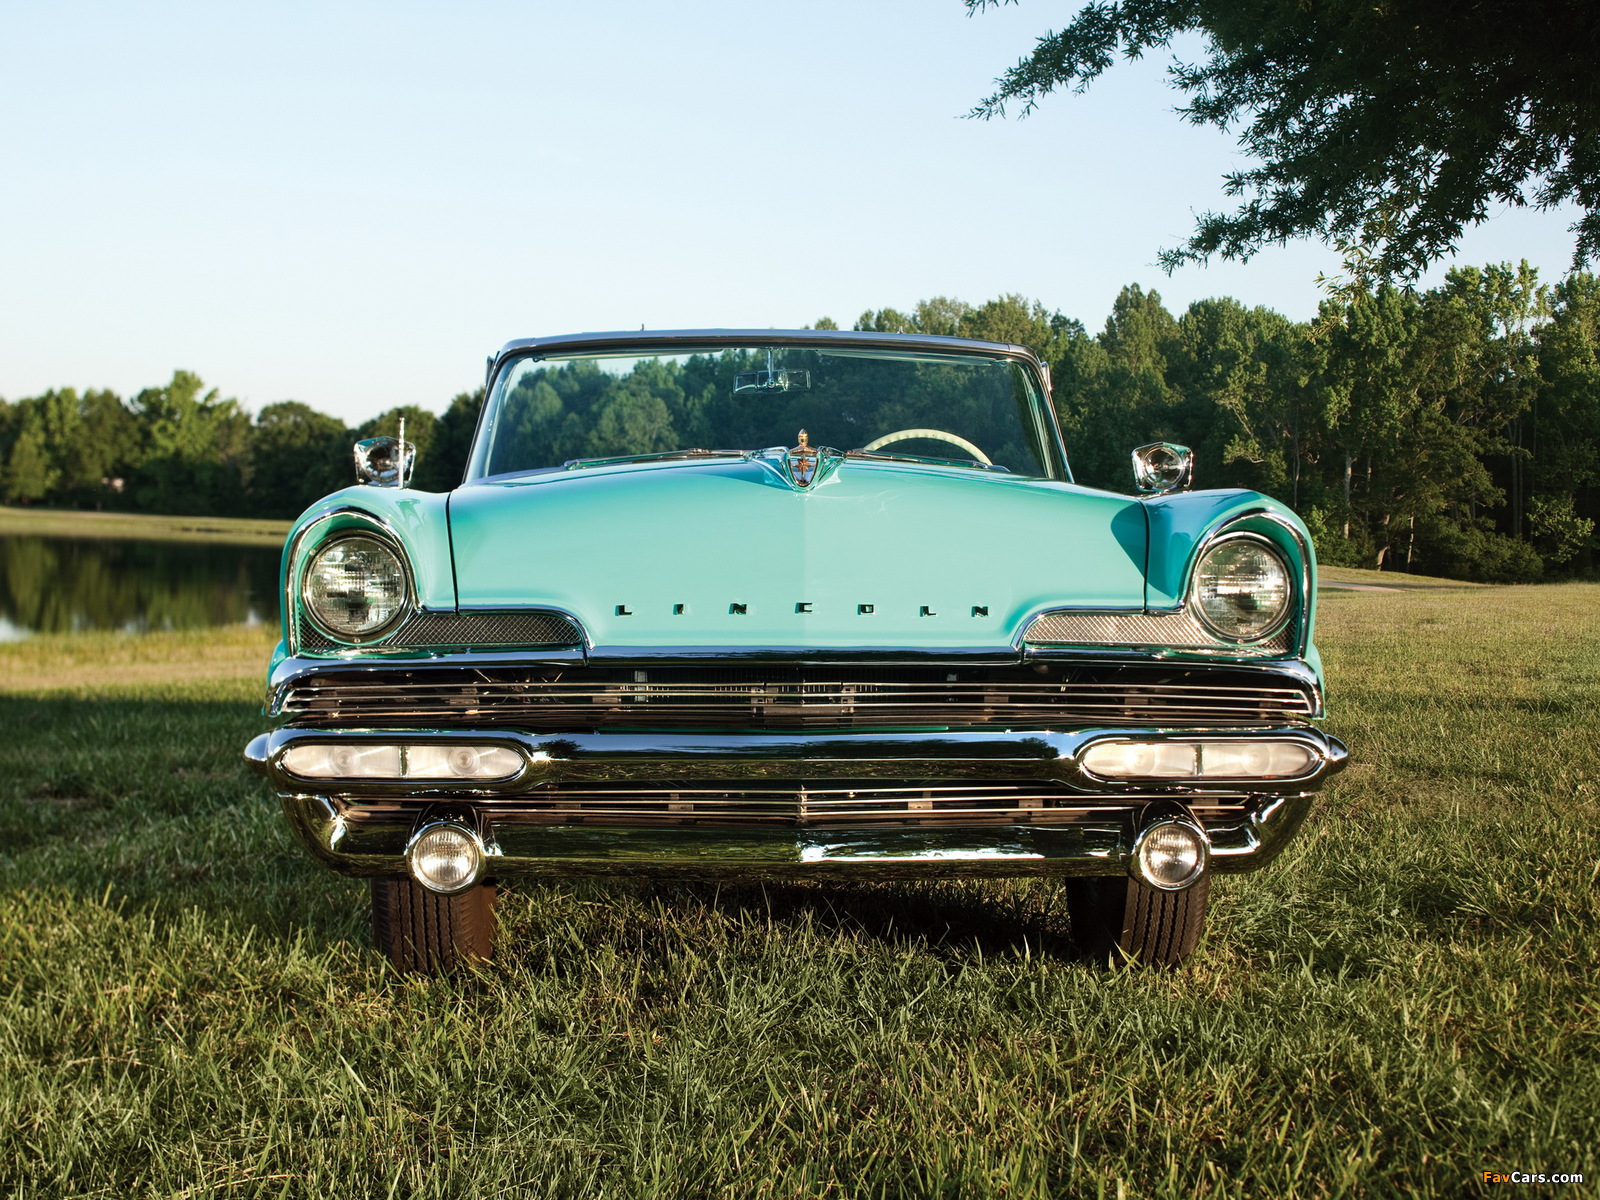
[1,586,1596,1198]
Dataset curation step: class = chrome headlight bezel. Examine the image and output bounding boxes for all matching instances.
[1188,532,1295,644]
[298,530,414,645]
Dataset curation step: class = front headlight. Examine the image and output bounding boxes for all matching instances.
[302,535,408,639]
[1192,536,1292,641]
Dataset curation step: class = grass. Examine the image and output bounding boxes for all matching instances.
[1318,564,1487,589]
[1,587,1597,1197]
[0,505,290,546]
[0,625,276,692]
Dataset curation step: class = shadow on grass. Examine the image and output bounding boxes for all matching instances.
[499,875,1087,971]
[676,878,1080,960]
[3,693,1103,970]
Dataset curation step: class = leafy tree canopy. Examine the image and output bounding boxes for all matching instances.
[967,0,1600,278]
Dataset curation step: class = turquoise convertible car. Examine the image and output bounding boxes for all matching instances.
[245,330,1346,971]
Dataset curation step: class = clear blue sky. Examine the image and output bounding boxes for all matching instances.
[1,0,1585,425]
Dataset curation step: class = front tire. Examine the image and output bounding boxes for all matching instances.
[1065,874,1209,967]
[371,878,497,974]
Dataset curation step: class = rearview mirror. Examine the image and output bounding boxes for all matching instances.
[1132,442,1193,495]
[354,436,416,487]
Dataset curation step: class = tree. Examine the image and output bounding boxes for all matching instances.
[413,389,484,492]
[1427,262,1550,543]
[1058,285,1185,490]
[2,418,56,504]
[1533,273,1600,570]
[967,0,1600,278]
[855,299,969,337]
[854,294,1073,362]
[1303,272,1547,579]
[128,371,253,516]
[59,389,137,504]
[962,294,1076,363]
[1170,297,1307,501]
[250,401,351,518]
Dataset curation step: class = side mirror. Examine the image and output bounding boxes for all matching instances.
[1132,442,1193,495]
[353,437,416,487]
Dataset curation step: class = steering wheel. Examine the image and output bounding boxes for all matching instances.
[861,428,992,465]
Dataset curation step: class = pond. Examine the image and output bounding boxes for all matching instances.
[0,534,282,639]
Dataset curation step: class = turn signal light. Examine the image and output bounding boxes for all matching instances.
[406,745,523,780]
[281,743,523,781]
[1082,740,1315,781]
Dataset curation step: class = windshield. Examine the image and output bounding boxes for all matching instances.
[467,343,1062,480]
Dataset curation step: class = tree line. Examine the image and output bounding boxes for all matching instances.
[0,378,484,525]
[2,263,1596,581]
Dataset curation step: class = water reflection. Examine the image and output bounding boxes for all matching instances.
[0,534,281,636]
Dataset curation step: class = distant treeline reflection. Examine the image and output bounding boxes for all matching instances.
[0,535,279,634]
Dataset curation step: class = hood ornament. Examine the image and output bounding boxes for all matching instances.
[788,430,818,487]
[768,430,839,490]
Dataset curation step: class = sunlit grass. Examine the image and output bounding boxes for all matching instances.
[1318,563,1488,588]
[0,588,1596,1197]
[0,624,276,693]
[0,505,290,546]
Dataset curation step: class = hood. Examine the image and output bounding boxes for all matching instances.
[447,456,1147,651]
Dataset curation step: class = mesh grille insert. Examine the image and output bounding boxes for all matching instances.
[1024,609,1292,655]
[299,609,582,653]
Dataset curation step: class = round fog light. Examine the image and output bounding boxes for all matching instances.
[407,824,486,894]
[1131,818,1209,890]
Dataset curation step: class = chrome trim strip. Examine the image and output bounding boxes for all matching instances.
[1017,647,1324,717]
[496,328,1039,366]
[269,650,587,692]
[274,791,1313,881]
[585,645,1025,665]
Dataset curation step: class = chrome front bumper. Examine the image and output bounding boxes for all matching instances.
[246,726,1344,881]
[246,726,1347,792]
[273,790,1313,881]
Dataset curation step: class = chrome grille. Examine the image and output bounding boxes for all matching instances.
[299,609,582,654]
[354,784,1255,828]
[278,664,1315,729]
[1024,609,1292,656]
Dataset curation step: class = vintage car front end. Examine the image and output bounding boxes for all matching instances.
[247,330,1346,970]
